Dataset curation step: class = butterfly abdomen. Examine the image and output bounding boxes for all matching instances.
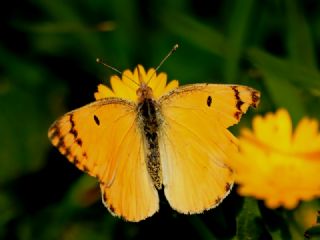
[138,98,162,190]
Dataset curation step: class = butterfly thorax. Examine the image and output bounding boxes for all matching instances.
[137,84,162,190]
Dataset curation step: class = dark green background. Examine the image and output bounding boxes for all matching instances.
[1,0,320,239]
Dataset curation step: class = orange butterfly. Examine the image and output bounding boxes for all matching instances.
[48,45,260,221]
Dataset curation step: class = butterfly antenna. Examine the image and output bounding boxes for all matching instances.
[147,44,179,84]
[96,58,139,87]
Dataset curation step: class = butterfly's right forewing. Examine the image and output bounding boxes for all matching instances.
[48,98,159,221]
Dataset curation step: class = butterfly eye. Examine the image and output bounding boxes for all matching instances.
[94,115,100,126]
[207,96,212,107]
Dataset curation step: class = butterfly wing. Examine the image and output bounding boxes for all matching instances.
[48,98,158,221]
[158,84,260,213]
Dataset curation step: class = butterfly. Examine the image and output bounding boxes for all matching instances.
[48,48,260,222]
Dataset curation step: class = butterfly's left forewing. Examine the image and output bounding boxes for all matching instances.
[158,84,260,213]
[48,99,158,221]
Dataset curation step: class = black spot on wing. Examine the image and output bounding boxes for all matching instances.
[64,147,71,157]
[70,128,78,138]
[236,100,244,111]
[207,96,212,107]
[51,126,75,161]
[225,182,232,192]
[56,137,66,150]
[231,86,240,98]
[103,192,108,202]
[94,115,100,126]
[109,204,115,213]
[76,138,82,147]
[70,114,75,128]
[83,165,89,173]
[49,126,60,140]
[234,111,242,121]
[232,86,244,111]
[215,196,222,205]
[74,157,80,165]
[68,114,80,143]
[251,90,260,108]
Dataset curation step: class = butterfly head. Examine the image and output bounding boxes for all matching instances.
[136,82,153,103]
[135,66,154,102]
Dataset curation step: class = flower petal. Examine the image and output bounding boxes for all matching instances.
[94,65,179,102]
[94,84,116,100]
[232,109,320,209]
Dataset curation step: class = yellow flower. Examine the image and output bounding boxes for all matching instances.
[231,109,320,209]
[94,65,179,101]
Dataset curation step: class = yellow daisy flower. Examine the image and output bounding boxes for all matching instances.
[94,65,179,101]
[231,109,320,209]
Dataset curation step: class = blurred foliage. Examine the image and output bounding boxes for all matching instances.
[1,0,320,239]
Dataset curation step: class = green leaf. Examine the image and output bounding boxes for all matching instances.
[162,13,227,57]
[263,72,305,123]
[224,0,255,83]
[284,0,317,68]
[247,48,320,90]
[0,192,18,239]
[0,46,69,183]
[236,198,268,240]
[304,225,320,239]
[0,46,45,87]
[35,0,108,64]
[188,216,218,240]
[64,175,99,209]
[0,82,53,183]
